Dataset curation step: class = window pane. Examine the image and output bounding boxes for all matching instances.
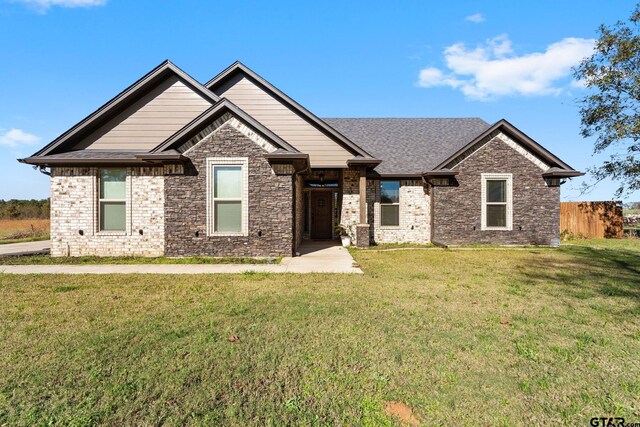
[215,201,242,232]
[381,181,400,203]
[486,204,506,227]
[100,169,126,199]
[100,201,126,231]
[487,180,506,203]
[381,204,399,226]
[214,166,242,198]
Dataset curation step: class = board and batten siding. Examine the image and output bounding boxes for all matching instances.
[213,74,354,168]
[76,76,212,151]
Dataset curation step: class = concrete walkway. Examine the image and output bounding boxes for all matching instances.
[0,241,362,274]
[0,240,50,256]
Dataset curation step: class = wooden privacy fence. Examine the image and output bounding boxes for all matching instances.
[560,201,624,238]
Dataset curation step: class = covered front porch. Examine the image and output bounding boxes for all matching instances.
[295,165,375,249]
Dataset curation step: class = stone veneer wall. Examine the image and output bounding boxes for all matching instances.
[340,169,361,244]
[164,122,294,257]
[50,167,165,257]
[294,173,304,251]
[368,179,431,244]
[433,132,559,245]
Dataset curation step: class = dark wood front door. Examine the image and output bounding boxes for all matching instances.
[310,191,332,240]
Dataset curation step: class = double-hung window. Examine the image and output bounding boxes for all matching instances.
[481,173,512,230]
[99,169,126,232]
[207,158,248,235]
[380,181,400,226]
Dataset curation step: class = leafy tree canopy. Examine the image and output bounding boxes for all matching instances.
[574,3,640,196]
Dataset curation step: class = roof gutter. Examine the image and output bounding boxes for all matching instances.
[134,153,187,163]
[263,153,309,161]
[347,157,382,168]
[422,169,459,177]
[541,170,585,178]
[18,155,187,167]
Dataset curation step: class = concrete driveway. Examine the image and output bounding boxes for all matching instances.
[0,240,50,256]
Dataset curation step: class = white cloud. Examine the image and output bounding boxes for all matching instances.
[417,34,595,100]
[12,0,106,12]
[465,13,485,23]
[0,129,40,147]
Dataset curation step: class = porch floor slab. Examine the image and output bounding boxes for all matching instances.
[0,241,362,274]
[286,241,361,273]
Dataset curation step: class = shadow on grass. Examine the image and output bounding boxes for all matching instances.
[515,245,640,316]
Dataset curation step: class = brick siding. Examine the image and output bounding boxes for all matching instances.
[164,122,294,257]
[432,132,560,245]
[50,167,165,257]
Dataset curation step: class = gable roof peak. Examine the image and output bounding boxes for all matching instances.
[435,118,577,172]
[206,61,375,159]
[205,60,255,88]
[28,59,220,158]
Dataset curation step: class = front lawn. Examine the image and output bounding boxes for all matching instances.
[562,237,640,252]
[1,241,639,425]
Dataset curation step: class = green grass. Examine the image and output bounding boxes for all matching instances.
[0,254,281,265]
[1,240,640,425]
[562,237,640,252]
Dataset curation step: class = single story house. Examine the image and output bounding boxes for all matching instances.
[20,60,582,257]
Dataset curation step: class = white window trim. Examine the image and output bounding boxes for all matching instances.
[96,168,129,235]
[379,180,401,228]
[206,157,249,236]
[481,173,513,231]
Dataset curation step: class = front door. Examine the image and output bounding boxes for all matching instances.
[310,191,333,240]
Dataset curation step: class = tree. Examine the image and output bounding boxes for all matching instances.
[574,3,640,196]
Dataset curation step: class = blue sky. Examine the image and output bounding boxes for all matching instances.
[1,0,638,201]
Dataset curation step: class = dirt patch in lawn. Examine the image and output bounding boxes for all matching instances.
[383,401,420,426]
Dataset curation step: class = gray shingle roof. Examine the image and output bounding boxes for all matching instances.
[323,118,491,175]
[37,150,148,160]
[22,149,184,165]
